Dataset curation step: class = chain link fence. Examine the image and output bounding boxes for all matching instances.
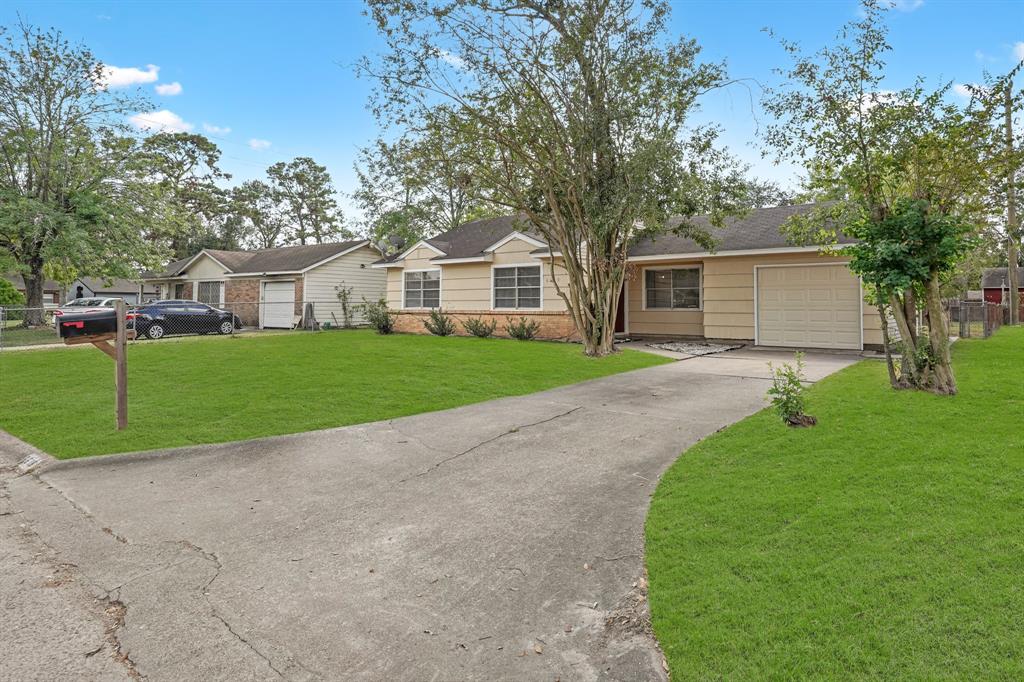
[944,300,1004,339]
[1,299,371,350]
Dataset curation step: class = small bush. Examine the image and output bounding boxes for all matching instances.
[0,278,25,307]
[334,283,354,328]
[360,297,395,335]
[505,316,541,341]
[766,351,816,427]
[423,308,456,336]
[462,316,497,338]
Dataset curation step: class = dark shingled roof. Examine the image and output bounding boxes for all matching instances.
[981,267,1024,289]
[375,204,851,265]
[629,203,855,257]
[376,215,543,263]
[3,273,62,291]
[146,240,370,278]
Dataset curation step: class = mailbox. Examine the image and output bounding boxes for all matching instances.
[58,309,118,339]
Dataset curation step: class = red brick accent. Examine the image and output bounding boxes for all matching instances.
[225,278,260,326]
[393,310,580,342]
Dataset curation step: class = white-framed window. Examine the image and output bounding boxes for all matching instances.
[196,281,224,306]
[404,270,441,308]
[493,265,542,309]
[644,266,701,310]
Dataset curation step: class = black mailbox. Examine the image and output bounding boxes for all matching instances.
[58,310,118,339]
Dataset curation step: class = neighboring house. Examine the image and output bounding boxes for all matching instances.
[68,276,157,304]
[142,240,385,328]
[980,267,1023,306]
[2,274,63,309]
[372,205,885,351]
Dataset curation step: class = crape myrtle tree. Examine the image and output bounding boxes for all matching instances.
[0,24,169,326]
[762,1,992,395]
[361,0,748,356]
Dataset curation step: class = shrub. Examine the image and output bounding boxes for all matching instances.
[766,351,816,427]
[423,309,456,336]
[0,278,25,307]
[505,316,541,341]
[462,316,497,338]
[334,283,354,328]
[360,297,395,335]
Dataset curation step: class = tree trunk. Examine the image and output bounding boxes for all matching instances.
[21,264,47,327]
[877,301,900,388]
[1005,82,1020,325]
[924,271,957,395]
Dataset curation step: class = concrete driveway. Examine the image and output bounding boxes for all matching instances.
[0,349,858,681]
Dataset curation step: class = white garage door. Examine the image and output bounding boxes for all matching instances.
[261,281,295,329]
[756,265,862,350]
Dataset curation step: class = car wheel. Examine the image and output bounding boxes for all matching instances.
[219,320,234,335]
[147,323,166,340]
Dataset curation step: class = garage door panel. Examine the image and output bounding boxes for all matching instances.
[757,265,861,350]
[261,281,295,329]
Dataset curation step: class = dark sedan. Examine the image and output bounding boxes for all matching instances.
[129,300,241,339]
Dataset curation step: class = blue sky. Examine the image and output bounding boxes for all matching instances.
[5,1,1023,221]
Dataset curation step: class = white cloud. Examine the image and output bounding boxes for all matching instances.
[100,64,159,88]
[129,109,193,133]
[890,0,924,11]
[438,49,467,70]
[154,81,182,96]
[203,123,231,135]
[1014,42,1024,63]
[953,83,974,98]
[248,138,272,151]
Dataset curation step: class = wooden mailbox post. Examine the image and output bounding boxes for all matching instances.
[59,300,135,430]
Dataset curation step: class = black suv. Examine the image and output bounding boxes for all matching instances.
[130,300,241,340]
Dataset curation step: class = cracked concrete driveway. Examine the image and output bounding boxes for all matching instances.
[0,349,858,681]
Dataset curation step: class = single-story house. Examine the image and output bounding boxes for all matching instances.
[372,204,884,351]
[143,240,386,328]
[67,276,158,304]
[981,267,1023,306]
[2,274,63,309]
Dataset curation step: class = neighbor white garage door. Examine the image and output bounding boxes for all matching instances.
[261,281,295,329]
[756,264,862,350]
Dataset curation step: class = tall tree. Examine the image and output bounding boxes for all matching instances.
[762,1,991,394]
[354,121,496,247]
[139,132,232,257]
[229,179,286,249]
[362,0,744,356]
[0,24,167,325]
[999,78,1022,323]
[266,157,348,245]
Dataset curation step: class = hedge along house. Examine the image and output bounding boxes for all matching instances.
[372,205,885,351]
[143,240,385,328]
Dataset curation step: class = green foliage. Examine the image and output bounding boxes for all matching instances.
[334,283,354,328]
[504,316,540,341]
[766,352,809,424]
[0,277,25,306]
[359,297,395,335]
[422,308,456,336]
[267,157,349,245]
[229,179,286,249]
[462,316,497,338]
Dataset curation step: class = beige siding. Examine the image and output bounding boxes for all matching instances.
[385,237,568,312]
[624,262,704,336]
[183,254,228,280]
[304,245,387,325]
[626,251,883,348]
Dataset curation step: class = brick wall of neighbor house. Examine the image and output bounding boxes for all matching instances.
[180,282,193,301]
[294,278,304,317]
[393,310,579,341]
[225,278,260,326]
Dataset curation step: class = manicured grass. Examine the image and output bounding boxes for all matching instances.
[0,330,669,458]
[646,327,1024,679]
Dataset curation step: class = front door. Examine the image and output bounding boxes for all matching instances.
[614,285,626,334]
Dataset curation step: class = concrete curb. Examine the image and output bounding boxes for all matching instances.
[0,429,59,473]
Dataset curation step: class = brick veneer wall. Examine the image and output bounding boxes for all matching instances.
[225,278,260,326]
[393,310,580,342]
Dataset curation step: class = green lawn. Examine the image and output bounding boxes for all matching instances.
[0,330,669,458]
[646,327,1024,679]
